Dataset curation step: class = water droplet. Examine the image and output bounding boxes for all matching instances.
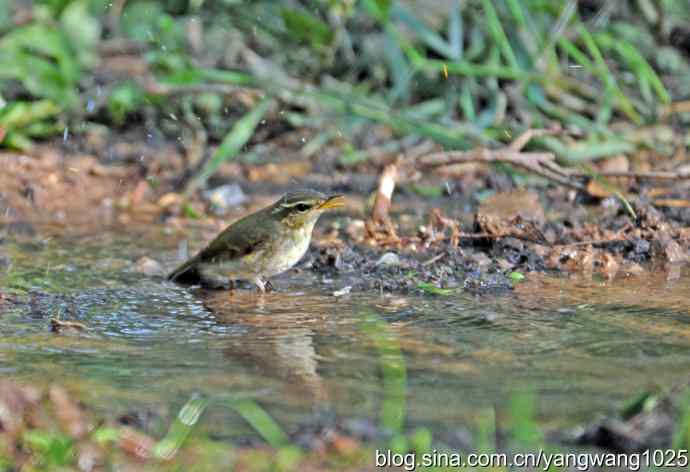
[169,113,178,121]
[301,137,306,143]
[86,99,95,112]
[63,127,69,142]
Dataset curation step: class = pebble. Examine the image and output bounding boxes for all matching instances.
[201,184,247,214]
[376,252,400,267]
[134,257,165,276]
[332,286,352,297]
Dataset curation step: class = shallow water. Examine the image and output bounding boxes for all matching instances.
[1,228,690,440]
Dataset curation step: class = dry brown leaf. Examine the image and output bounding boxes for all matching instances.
[49,385,90,439]
[119,427,156,460]
[653,199,690,208]
[50,318,88,333]
[586,154,630,198]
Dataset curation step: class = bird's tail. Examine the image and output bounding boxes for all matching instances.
[167,257,202,284]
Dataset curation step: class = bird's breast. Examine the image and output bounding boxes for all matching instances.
[262,226,312,277]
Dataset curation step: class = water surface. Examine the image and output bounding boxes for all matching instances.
[1,229,689,439]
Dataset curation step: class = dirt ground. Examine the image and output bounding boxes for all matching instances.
[3,131,690,296]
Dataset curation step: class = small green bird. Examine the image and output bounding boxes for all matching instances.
[168,189,344,292]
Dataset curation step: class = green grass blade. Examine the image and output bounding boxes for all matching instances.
[228,399,289,448]
[577,23,641,124]
[416,57,534,80]
[481,0,520,70]
[186,98,271,194]
[360,312,407,434]
[153,396,206,460]
[392,5,459,59]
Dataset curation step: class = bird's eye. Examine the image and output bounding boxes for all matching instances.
[295,203,310,212]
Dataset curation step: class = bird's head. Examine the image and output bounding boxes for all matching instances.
[271,189,344,230]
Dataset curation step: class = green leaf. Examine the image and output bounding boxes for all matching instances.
[186,98,271,194]
[417,282,454,296]
[23,431,74,466]
[0,23,79,105]
[362,0,392,22]
[121,1,164,41]
[509,271,525,282]
[107,82,145,125]
[409,427,433,453]
[0,100,60,130]
[407,184,443,198]
[509,390,543,448]
[281,8,334,49]
[60,0,101,68]
[92,427,120,444]
[620,390,658,420]
[182,203,201,219]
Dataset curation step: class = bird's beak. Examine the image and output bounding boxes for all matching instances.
[318,194,345,210]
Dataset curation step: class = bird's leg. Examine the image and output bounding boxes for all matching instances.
[264,280,274,292]
[254,277,266,294]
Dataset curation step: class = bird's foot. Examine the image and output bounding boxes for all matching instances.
[254,277,266,294]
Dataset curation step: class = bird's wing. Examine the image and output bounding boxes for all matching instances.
[196,211,272,264]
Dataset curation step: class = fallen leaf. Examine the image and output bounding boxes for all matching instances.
[653,199,690,208]
[119,427,155,460]
[50,318,88,333]
[49,384,90,439]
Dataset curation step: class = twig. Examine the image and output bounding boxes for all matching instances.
[553,238,627,247]
[422,253,445,266]
[509,126,562,151]
[418,126,690,189]
[566,169,690,180]
[420,148,586,191]
[369,161,399,237]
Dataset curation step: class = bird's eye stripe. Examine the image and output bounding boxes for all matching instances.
[281,201,313,208]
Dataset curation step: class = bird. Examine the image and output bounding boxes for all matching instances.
[168,189,344,292]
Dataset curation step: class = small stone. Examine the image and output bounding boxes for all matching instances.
[332,286,352,297]
[134,257,164,276]
[376,252,400,267]
[201,184,247,214]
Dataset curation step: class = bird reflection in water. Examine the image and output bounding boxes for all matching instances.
[199,289,333,404]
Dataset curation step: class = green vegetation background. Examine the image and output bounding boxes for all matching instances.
[2,0,690,179]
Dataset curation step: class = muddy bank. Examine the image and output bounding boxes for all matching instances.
[4,136,690,298]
